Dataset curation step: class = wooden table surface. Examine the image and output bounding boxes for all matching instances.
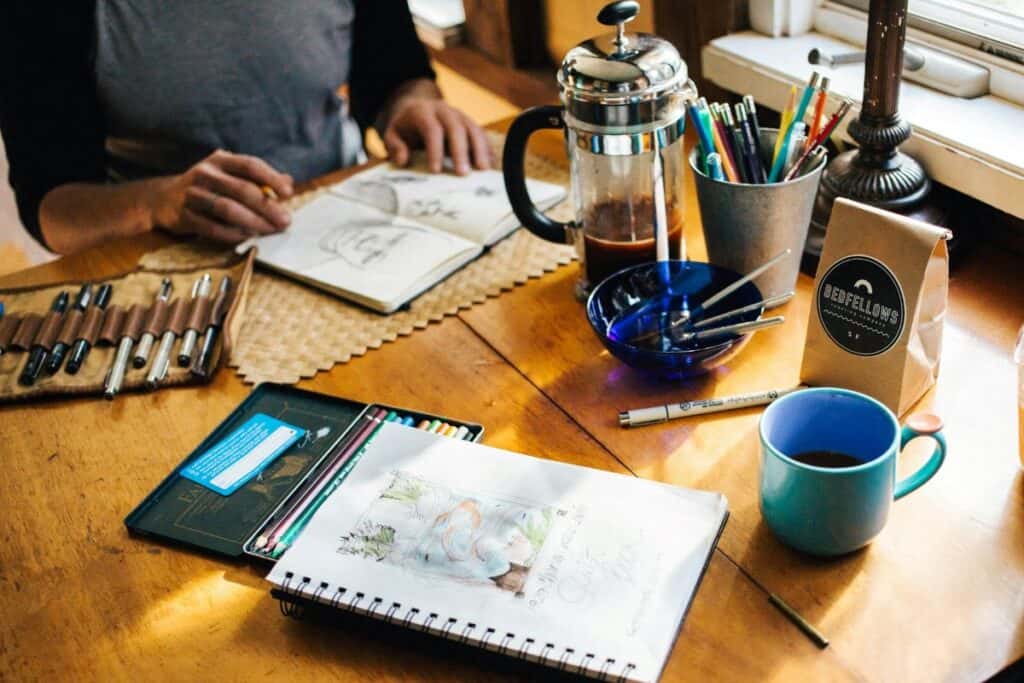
[2,121,1023,683]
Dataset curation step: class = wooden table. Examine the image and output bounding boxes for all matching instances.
[2,122,1023,682]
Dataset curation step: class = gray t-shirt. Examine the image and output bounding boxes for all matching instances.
[94,0,364,182]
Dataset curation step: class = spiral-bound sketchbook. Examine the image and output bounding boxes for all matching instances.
[267,423,728,682]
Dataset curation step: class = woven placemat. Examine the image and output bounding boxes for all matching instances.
[139,134,575,384]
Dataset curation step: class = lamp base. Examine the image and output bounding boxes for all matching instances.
[801,148,958,274]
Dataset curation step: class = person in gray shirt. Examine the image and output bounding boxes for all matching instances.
[1,1,493,254]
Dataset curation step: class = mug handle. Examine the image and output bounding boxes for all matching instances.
[894,414,946,500]
[502,105,572,244]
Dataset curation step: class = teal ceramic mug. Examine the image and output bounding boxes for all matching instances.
[759,387,946,556]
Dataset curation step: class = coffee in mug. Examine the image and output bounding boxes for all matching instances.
[759,387,946,556]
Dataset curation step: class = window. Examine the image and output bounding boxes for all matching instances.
[834,0,1024,64]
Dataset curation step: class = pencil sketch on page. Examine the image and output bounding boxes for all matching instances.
[338,471,557,597]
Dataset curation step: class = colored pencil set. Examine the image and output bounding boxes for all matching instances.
[689,72,853,185]
[250,406,476,560]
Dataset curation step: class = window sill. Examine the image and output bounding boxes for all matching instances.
[702,30,1024,220]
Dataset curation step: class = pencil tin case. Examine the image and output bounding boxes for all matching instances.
[125,383,482,560]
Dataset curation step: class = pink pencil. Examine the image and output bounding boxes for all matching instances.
[256,407,386,552]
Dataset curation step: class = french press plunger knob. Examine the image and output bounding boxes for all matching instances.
[597,0,639,54]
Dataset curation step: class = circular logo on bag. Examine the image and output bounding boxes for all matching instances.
[815,255,905,356]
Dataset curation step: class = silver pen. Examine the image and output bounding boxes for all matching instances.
[145,298,184,390]
[104,304,148,400]
[104,335,135,400]
[177,273,211,366]
[133,278,173,368]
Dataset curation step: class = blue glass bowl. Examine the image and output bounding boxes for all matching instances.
[586,260,764,379]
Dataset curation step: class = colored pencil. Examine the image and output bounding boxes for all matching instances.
[417,419,430,429]
[710,104,743,182]
[706,153,725,181]
[258,408,385,551]
[270,414,390,558]
[703,107,739,182]
[454,426,469,440]
[772,86,797,166]
[769,74,820,182]
[804,77,829,154]
[783,100,852,181]
[687,101,715,171]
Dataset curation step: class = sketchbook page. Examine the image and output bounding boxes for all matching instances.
[268,423,727,682]
[240,195,479,310]
[328,164,565,245]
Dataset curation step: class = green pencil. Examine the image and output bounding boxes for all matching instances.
[270,417,389,558]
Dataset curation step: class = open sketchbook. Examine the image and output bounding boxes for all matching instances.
[267,423,728,682]
[239,163,565,313]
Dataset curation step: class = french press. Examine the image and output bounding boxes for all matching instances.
[503,0,697,296]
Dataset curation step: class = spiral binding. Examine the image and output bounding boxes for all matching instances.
[276,573,639,681]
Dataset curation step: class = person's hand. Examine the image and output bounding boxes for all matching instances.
[153,150,295,243]
[383,95,493,176]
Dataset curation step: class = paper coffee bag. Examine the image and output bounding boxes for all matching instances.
[800,198,950,416]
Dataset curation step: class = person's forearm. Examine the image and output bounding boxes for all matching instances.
[38,177,173,255]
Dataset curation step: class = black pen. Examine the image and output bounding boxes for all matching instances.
[742,94,766,173]
[191,276,231,379]
[736,102,766,184]
[45,283,92,374]
[65,283,112,374]
[19,291,69,386]
[722,105,752,184]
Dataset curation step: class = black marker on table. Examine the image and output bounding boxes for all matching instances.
[19,290,69,386]
[45,283,92,375]
[65,283,113,374]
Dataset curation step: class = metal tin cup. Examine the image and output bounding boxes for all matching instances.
[689,128,825,303]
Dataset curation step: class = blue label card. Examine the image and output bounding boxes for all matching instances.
[181,413,303,496]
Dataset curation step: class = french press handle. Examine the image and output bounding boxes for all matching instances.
[502,105,571,244]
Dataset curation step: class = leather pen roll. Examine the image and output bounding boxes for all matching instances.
[122,304,147,342]
[78,305,106,346]
[55,309,85,347]
[142,298,171,337]
[165,298,190,336]
[9,314,43,351]
[33,309,65,351]
[185,294,212,334]
[1,314,23,349]
[98,305,126,346]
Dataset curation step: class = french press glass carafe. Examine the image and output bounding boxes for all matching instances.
[503,0,697,297]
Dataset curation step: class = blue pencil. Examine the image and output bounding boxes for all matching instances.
[687,101,715,172]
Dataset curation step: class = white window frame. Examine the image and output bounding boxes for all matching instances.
[832,0,1024,64]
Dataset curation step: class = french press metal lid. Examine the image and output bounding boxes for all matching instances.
[557,0,693,142]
